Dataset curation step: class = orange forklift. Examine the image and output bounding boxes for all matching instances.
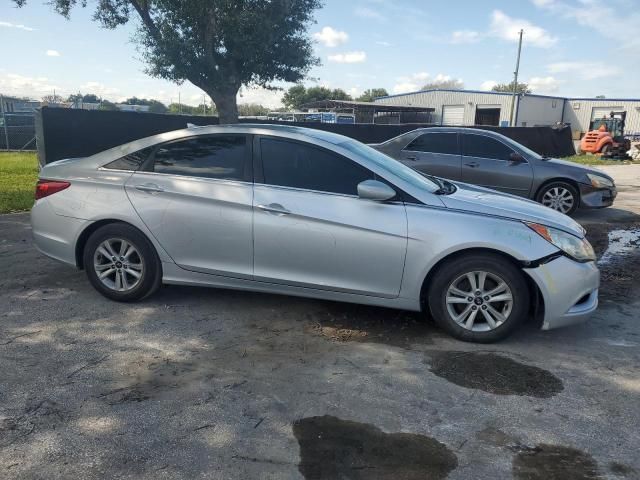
[580,111,631,160]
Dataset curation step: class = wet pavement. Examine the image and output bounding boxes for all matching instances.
[1,198,640,479]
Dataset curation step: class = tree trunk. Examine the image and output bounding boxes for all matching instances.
[209,90,239,124]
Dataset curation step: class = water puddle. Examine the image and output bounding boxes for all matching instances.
[293,415,457,480]
[597,228,640,266]
[512,444,603,480]
[426,351,564,398]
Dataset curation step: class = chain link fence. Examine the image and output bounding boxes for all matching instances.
[0,112,36,151]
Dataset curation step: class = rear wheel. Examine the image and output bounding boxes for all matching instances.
[83,223,161,302]
[536,181,579,215]
[427,253,529,343]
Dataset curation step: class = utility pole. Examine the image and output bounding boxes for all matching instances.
[202,94,206,115]
[509,29,524,127]
[178,91,182,114]
[0,94,9,150]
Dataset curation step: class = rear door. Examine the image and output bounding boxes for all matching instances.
[125,134,254,278]
[252,136,407,298]
[460,133,533,196]
[400,132,461,180]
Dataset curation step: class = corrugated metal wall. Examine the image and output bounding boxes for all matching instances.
[375,91,640,135]
[376,91,514,126]
[563,99,640,135]
[516,96,564,127]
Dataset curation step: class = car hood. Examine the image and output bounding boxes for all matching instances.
[439,182,585,237]
[543,158,615,183]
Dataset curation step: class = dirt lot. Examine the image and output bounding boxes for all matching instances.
[1,166,639,479]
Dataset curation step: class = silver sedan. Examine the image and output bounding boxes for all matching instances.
[31,124,599,342]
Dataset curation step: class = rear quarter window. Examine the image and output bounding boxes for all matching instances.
[103,147,153,171]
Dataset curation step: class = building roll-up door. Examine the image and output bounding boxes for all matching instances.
[441,105,465,126]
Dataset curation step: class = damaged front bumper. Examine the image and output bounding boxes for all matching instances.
[524,255,600,330]
[579,183,617,208]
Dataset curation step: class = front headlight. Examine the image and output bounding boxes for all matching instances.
[526,222,596,262]
[587,173,614,188]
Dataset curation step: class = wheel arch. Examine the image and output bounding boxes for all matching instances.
[419,247,544,324]
[75,219,157,270]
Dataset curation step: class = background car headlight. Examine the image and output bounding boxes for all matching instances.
[587,173,614,188]
[526,223,596,262]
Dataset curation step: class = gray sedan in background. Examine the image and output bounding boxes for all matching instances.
[31,125,599,343]
[373,127,617,215]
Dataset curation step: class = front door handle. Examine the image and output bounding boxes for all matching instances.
[256,203,291,215]
[405,155,417,161]
[464,162,480,168]
[135,183,164,193]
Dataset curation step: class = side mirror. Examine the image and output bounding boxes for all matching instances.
[509,152,526,163]
[357,180,396,201]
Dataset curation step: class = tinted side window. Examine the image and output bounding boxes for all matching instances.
[260,138,372,195]
[405,133,458,155]
[104,147,152,171]
[462,135,513,161]
[152,135,246,180]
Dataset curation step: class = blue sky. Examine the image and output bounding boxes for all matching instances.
[1,0,638,108]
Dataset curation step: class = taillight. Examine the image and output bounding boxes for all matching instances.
[35,179,70,200]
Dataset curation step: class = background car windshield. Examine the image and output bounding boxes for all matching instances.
[339,140,440,192]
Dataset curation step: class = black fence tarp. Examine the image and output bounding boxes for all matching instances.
[36,107,575,164]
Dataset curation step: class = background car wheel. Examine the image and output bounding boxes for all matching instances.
[83,223,161,302]
[536,181,579,215]
[427,253,530,343]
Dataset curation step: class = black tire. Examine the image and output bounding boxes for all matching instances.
[536,181,579,215]
[600,143,611,156]
[427,253,530,343]
[83,223,162,302]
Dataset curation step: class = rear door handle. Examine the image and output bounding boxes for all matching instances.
[464,162,479,168]
[405,155,417,161]
[256,203,291,215]
[135,183,164,193]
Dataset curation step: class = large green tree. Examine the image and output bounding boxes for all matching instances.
[15,0,322,123]
[282,85,351,109]
[492,81,532,94]
[356,88,388,102]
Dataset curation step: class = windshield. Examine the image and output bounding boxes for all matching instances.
[339,140,440,192]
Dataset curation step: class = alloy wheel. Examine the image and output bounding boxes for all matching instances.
[93,238,144,292]
[541,186,575,214]
[445,271,513,332]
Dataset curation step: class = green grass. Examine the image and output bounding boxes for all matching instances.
[0,151,39,214]
[562,154,637,166]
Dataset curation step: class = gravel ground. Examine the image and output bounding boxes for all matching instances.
[1,170,640,479]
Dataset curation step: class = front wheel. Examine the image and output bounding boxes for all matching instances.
[536,181,579,215]
[83,223,162,302]
[427,254,530,343]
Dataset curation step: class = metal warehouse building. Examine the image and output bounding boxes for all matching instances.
[374,89,640,137]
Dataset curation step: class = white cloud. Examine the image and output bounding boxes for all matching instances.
[528,76,560,93]
[489,10,557,48]
[79,81,120,97]
[531,0,640,49]
[354,7,385,21]
[0,21,35,31]
[0,73,58,97]
[375,41,392,47]
[393,82,420,95]
[313,26,349,47]
[451,30,481,44]
[327,51,366,63]
[237,86,284,109]
[547,61,621,80]
[480,80,498,91]
[46,50,61,57]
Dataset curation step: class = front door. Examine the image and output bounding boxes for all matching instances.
[253,136,407,298]
[460,133,533,196]
[400,132,462,181]
[125,134,254,278]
